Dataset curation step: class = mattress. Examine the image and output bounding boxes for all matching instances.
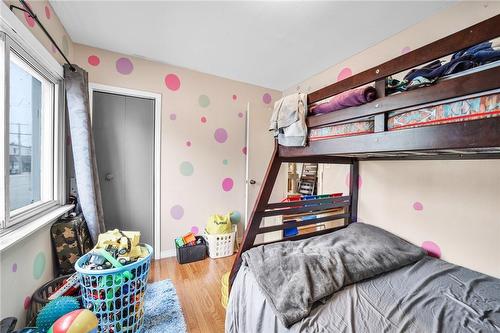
[388,92,500,130]
[308,119,374,141]
[226,256,500,333]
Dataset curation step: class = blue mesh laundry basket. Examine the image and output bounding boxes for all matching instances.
[75,244,153,333]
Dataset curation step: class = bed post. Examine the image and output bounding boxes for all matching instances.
[349,160,359,223]
[229,142,282,289]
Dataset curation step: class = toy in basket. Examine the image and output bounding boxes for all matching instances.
[75,229,153,333]
[203,213,237,258]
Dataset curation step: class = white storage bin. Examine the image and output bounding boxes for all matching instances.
[203,225,237,258]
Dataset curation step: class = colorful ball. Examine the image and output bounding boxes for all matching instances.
[48,309,98,333]
[36,296,80,333]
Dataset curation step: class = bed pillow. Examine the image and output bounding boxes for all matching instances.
[242,222,425,328]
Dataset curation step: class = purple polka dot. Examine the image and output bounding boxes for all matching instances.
[345,173,363,189]
[45,5,51,19]
[186,141,191,147]
[242,146,247,155]
[222,178,234,192]
[116,57,134,75]
[413,201,423,211]
[337,67,352,82]
[12,263,17,273]
[170,205,184,220]
[201,116,207,123]
[422,241,441,258]
[401,46,411,54]
[238,112,244,118]
[262,93,272,104]
[24,296,31,310]
[88,55,100,66]
[232,94,237,101]
[191,226,199,235]
[214,128,228,143]
[165,74,181,91]
[169,113,176,120]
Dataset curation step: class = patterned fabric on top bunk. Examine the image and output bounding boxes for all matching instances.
[308,120,374,141]
[388,92,500,130]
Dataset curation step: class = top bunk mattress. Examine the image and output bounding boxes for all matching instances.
[226,256,500,333]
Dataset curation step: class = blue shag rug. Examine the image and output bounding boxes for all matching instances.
[143,279,187,333]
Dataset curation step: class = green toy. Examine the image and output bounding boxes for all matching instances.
[35,296,80,333]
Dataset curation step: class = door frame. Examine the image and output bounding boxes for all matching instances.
[89,83,162,260]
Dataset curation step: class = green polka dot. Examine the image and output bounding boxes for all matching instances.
[180,161,194,176]
[33,252,46,280]
[223,159,228,165]
[198,95,210,108]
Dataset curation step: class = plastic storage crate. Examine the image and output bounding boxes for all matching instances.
[203,225,236,259]
[175,236,207,264]
[75,244,153,333]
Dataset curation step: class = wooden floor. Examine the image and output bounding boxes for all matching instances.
[149,255,235,333]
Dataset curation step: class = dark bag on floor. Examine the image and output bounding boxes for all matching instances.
[50,213,94,275]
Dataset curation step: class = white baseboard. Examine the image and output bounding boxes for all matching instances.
[160,249,176,258]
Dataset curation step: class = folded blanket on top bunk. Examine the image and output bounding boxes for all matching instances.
[269,93,308,146]
[310,86,377,115]
[241,223,425,327]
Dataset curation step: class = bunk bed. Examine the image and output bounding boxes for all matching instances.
[226,15,500,333]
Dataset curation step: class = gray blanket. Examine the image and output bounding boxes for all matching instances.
[242,223,425,327]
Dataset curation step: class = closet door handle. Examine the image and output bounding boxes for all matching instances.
[105,173,114,181]
[249,179,256,185]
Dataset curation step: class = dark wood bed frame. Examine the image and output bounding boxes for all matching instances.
[229,15,500,289]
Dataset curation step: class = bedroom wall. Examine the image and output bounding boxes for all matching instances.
[285,1,500,278]
[0,0,74,325]
[71,44,281,257]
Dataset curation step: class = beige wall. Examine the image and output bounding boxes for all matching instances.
[1,0,73,325]
[292,1,500,278]
[72,44,280,256]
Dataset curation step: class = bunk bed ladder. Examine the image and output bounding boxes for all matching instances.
[229,144,359,290]
[297,163,318,195]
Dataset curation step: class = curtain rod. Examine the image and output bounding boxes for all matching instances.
[10,0,76,71]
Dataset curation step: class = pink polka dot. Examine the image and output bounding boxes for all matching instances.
[116,57,134,75]
[238,112,244,118]
[401,46,411,55]
[242,146,247,155]
[165,74,181,91]
[186,140,191,147]
[214,128,228,143]
[45,5,51,19]
[88,55,100,66]
[421,241,441,258]
[169,113,176,120]
[232,94,237,101]
[345,173,363,189]
[170,205,184,220]
[24,296,31,310]
[413,201,423,211]
[191,226,199,235]
[337,67,352,82]
[222,178,234,192]
[262,93,272,104]
[23,2,35,28]
[12,263,17,273]
[201,116,207,123]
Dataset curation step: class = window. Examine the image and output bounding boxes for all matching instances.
[0,31,65,229]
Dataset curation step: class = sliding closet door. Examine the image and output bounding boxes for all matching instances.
[92,92,154,246]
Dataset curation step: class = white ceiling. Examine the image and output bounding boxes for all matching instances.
[51,1,453,90]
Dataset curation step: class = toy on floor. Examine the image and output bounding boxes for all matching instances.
[47,310,97,333]
[35,297,80,333]
[175,232,202,248]
[48,274,80,300]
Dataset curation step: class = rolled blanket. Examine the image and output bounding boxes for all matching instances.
[310,86,377,115]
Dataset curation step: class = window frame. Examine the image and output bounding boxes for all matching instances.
[0,31,66,230]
